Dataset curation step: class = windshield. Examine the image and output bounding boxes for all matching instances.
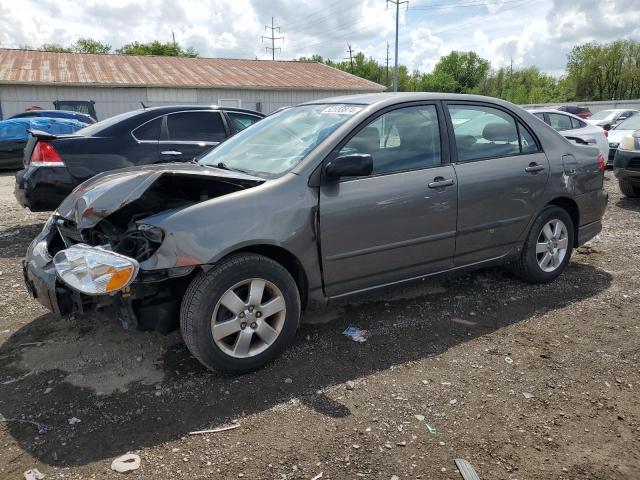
[615,114,640,131]
[198,104,363,177]
[589,110,616,121]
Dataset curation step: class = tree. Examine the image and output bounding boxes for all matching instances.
[71,38,111,54]
[40,43,72,53]
[431,51,490,93]
[116,41,198,57]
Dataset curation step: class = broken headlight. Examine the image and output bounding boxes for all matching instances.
[53,244,139,295]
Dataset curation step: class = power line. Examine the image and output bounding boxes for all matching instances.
[261,16,284,61]
[387,0,409,92]
[344,43,354,73]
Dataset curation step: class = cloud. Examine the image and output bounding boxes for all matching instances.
[0,0,637,75]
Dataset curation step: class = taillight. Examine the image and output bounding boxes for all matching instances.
[603,130,608,137]
[597,154,606,172]
[30,141,64,167]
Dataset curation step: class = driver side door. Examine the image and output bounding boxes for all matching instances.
[319,103,458,297]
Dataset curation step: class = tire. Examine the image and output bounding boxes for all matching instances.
[618,178,640,198]
[180,253,301,374]
[513,206,574,284]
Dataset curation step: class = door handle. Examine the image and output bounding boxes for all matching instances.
[161,150,182,156]
[525,163,545,173]
[428,177,454,188]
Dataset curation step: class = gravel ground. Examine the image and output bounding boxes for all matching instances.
[0,170,638,479]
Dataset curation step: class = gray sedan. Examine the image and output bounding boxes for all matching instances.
[23,93,608,373]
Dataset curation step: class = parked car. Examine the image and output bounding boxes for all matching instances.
[14,105,264,211]
[23,93,607,373]
[10,110,95,125]
[554,105,592,119]
[0,117,87,170]
[53,100,98,121]
[586,109,639,129]
[606,114,640,167]
[613,129,640,197]
[528,109,608,160]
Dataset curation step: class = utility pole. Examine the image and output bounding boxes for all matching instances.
[172,30,177,48]
[385,42,390,88]
[262,17,283,61]
[387,0,408,92]
[344,44,354,73]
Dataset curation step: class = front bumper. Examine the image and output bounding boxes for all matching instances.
[15,166,77,212]
[613,148,640,184]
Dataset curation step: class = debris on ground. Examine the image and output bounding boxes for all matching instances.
[454,458,481,480]
[426,424,438,435]
[67,417,81,425]
[522,392,535,399]
[504,356,514,364]
[311,473,323,480]
[24,468,45,480]
[342,326,369,342]
[189,423,241,435]
[110,453,141,473]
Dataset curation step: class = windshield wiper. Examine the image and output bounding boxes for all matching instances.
[208,162,252,175]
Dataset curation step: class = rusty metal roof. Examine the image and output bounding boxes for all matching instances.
[0,49,384,91]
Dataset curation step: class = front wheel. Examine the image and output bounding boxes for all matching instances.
[513,206,574,284]
[180,253,301,374]
[618,178,640,198]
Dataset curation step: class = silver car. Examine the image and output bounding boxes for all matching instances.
[528,109,609,161]
[23,93,608,373]
[586,108,639,129]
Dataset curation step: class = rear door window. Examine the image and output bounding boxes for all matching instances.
[447,105,521,162]
[132,117,162,141]
[166,111,226,142]
[226,112,262,133]
[547,113,573,131]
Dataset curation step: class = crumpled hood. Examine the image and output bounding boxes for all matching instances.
[56,163,264,229]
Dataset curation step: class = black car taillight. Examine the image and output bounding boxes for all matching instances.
[30,141,65,167]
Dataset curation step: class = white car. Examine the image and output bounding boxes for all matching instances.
[607,114,640,166]
[528,109,609,160]
[586,109,639,129]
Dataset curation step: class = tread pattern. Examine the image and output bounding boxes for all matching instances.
[618,178,639,198]
[180,253,300,373]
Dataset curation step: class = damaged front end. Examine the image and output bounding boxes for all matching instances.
[24,164,264,332]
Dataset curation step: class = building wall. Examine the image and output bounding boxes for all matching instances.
[0,85,378,120]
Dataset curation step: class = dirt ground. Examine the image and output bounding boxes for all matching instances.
[0,170,638,480]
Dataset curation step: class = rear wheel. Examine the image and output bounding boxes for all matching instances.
[513,206,574,284]
[180,253,301,374]
[618,178,640,198]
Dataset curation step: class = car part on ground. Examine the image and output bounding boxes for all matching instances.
[613,130,640,198]
[14,105,265,211]
[23,93,608,373]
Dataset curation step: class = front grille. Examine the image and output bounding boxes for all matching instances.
[628,158,640,171]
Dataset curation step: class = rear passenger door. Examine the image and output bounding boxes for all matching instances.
[445,103,549,266]
[159,111,229,162]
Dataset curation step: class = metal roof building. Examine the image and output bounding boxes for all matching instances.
[0,49,384,120]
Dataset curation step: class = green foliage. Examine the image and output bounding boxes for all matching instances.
[430,51,490,93]
[71,38,112,54]
[116,41,198,57]
[40,43,72,53]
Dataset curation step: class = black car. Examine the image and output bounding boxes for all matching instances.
[15,105,264,211]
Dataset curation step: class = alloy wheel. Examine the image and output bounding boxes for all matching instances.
[211,278,286,359]
[536,219,569,273]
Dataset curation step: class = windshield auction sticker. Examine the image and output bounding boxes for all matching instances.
[321,105,363,115]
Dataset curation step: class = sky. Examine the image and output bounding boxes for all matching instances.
[0,0,638,77]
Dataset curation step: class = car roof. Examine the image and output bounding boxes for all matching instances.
[137,105,264,116]
[527,109,586,121]
[301,92,520,110]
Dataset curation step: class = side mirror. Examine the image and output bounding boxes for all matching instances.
[603,123,612,131]
[324,154,373,179]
